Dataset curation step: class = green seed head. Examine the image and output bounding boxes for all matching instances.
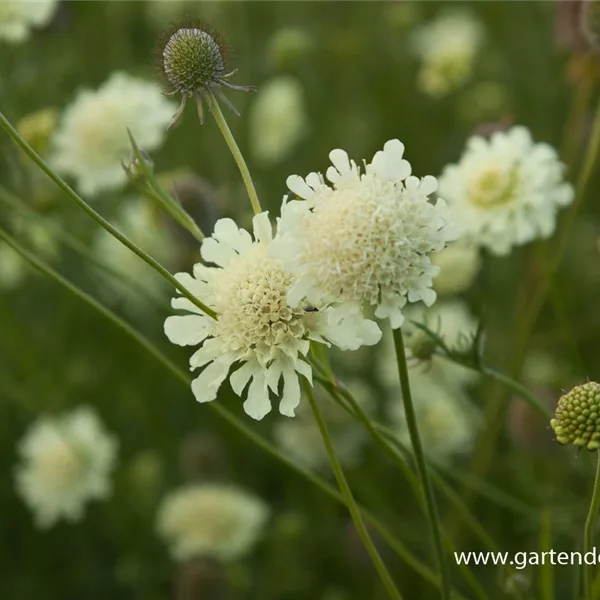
[551,382,600,451]
[162,27,226,96]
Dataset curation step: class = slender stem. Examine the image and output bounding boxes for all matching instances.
[0,186,167,310]
[480,365,552,420]
[127,129,205,243]
[584,454,600,600]
[313,375,491,600]
[0,108,216,319]
[392,328,451,600]
[303,380,404,600]
[0,227,463,599]
[208,92,262,215]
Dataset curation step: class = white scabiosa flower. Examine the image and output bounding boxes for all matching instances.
[156,483,269,562]
[411,10,484,98]
[273,380,373,472]
[388,372,478,463]
[15,407,118,529]
[275,140,456,329]
[249,76,307,164]
[0,0,58,44]
[431,242,481,296]
[93,198,175,311]
[438,126,574,255]
[50,72,174,196]
[165,213,381,420]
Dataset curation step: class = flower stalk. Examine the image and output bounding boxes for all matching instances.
[392,327,452,600]
[584,454,600,600]
[303,380,404,600]
[209,91,262,215]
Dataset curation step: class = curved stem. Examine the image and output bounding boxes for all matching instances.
[303,380,404,600]
[208,92,262,215]
[393,328,451,600]
[0,226,463,600]
[0,108,216,319]
[480,366,552,420]
[584,454,600,600]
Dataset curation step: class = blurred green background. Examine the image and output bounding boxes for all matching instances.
[1,1,599,599]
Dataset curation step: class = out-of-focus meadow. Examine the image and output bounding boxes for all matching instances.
[1,1,600,599]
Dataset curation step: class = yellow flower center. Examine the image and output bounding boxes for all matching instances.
[468,167,520,208]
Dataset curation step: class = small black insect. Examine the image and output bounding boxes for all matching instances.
[302,306,319,313]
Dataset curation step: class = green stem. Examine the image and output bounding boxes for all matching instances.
[0,226,463,600]
[313,376,491,600]
[303,380,404,600]
[480,365,552,420]
[126,129,205,243]
[584,454,600,600]
[392,328,451,600]
[0,108,216,319]
[0,186,167,311]
[209,92,262,215]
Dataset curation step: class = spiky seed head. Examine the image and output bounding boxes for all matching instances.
[163,28,226,96]
[551,382,600,450]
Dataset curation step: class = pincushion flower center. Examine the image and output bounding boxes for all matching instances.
[35,437,83,491]
[211,244,307,352]
[469,167,520,208]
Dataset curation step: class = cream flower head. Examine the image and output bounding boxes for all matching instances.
[50,72,174,196]
[0,0,58,44]
[156,483,269,562]
[249,76,307,164]
[275,140,457,329]
[439,126,574,255]
[411,10,484,98]
[15,406,118,528]
[164,212,381,420]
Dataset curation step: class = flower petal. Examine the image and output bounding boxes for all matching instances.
[164,315,211,346]
[243,370,272,420]
[252,212,273,243]
[279,365,301,417]
[191,360,231,403]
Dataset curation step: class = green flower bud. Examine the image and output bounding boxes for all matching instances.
[121,149,154,181]
[156,20,255,128]
[551,382,600,450]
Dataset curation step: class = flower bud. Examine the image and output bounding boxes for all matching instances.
[551,382,600,450]
[157,20,255,127]
[121,149,154,181]
[407,327,438,362]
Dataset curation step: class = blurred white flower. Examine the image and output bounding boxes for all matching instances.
[93,198,175,311]
[51,72,174,196]
[274,380,374,471]
[439,126,574,255]
[411,10,484,98]
[275,140,456,329]
[250,76,307,164]
[164,213,381,420]
[0,0,57,44]
[0,243,26,291]
[379,299,480,392]
[15,406,118,529]
[156,483,269,562]
[388,371,478,463]
[432,242,481,296]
